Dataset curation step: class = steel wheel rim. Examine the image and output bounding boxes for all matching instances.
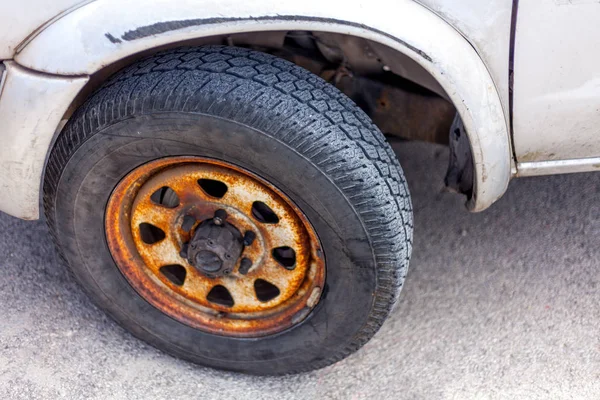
[105,156,325,337]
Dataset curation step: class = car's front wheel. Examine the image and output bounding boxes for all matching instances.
[43,46,412,375]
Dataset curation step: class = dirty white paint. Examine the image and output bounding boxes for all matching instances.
[517,157,600,177]
[0,62,88,219]
[0,0,86,59]
[513,1,600,162]
[0,0,510,218]
[417,0,513,135]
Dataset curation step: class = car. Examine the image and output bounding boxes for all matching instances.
[1,0,598,375]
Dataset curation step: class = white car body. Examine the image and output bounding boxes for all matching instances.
[1,0,599,220]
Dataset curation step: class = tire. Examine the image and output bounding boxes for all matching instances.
[43,46,413,375]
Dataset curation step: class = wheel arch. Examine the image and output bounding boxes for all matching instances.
[4,0,511,219]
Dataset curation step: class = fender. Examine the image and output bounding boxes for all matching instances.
[5,0,511,218]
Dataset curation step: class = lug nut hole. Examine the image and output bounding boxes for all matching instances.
[150,186,180,208]
[272,246,296,269]
[139,223,166,244]
[198,179,228,198]
[251,201,279,224]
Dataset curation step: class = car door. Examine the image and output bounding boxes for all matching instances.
[513,0,600,163]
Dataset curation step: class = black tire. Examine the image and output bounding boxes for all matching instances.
[43,46,413,375]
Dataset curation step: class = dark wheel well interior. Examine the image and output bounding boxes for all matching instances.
[58,31,472,198]
[64,30,456,146]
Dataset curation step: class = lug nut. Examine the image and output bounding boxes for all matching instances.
[213,209,228,226]
[243,231,256,246]
[239,257,252,275]
[179,243,189,258]
[181,215,197,233]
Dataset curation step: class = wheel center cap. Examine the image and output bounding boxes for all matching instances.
[194,250,223,272]
[186,210,243,278]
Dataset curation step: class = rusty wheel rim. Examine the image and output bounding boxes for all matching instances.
[105,157,325,338]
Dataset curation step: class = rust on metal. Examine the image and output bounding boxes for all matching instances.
[105,156,325,337]
[336,75,455,144]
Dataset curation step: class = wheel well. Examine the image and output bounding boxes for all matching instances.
[64,30,456,146]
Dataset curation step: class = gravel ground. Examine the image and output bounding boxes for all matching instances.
[0,141,599,399]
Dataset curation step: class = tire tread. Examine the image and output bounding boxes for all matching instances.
[43,46,413,375]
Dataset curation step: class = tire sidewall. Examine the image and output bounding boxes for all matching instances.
[53,113,377,373]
